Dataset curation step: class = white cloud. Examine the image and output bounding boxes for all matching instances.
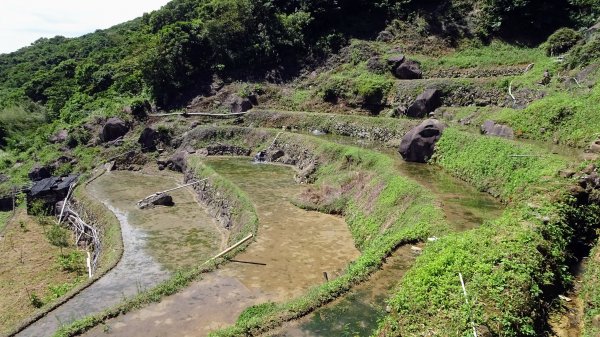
[0,0,171,54]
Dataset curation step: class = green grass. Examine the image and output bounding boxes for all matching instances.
[432,128,568,200]
[582,244,600,337]
[413,41,547,71]
[375,127,600,337]
[0,211,11,233]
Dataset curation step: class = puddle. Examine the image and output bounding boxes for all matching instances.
[83,158,360,337]
[16,171,221,337]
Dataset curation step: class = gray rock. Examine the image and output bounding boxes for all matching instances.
[589,139,600,154]
[229,95,253,113]
[480,120,514,139]
[377,30,394,42]
[28,165,52,181]
[138,193,174,209]
[393,60,422,79]
[49,129,68,143]
[138,127,159,152]
[406,89,442,118]
[399,119,446,163]
[167,150,189,172]
[101,117,129,142]
[386,54,405,68]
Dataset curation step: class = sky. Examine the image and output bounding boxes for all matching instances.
[0,0,171,54]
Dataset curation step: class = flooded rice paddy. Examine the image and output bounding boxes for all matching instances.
[16,170,222,337]
[83,158,360,337]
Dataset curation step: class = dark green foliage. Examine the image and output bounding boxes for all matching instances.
[567,32,600,68]
[47,225,69,250]
[545,28,582,55]
[57,251,85,274]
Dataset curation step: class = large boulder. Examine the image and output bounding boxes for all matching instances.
[28,165,52,181]
[406,89,442,118]
[101,117,129,142]
[49,129,68,143]
[386,54,405,68]
[480,120,514,139]
[167,150,189,172]
[138,127,159,152]
[393,60,422,79]
[229,95,253,113]
[399,119,446,163]
[138,193,174,209]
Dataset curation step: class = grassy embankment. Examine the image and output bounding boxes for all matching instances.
[375,127,600,336]
[52,163,259,337]
[3,180,123,336]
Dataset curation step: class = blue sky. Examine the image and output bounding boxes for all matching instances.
[0,0,171,54]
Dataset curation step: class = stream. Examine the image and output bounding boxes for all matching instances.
[16,171,222,337]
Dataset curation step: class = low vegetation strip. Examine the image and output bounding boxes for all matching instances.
[375,128,600,337]
[5,183,123,337]
[175,127,450,336]
[52,164,259,337]
[582,244,600,337]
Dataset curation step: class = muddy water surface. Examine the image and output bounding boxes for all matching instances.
[84,158,360,337]
[16,171,221,337]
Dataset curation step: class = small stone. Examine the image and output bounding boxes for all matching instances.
[559,169,576,178]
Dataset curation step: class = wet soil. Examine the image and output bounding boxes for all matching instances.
[83,158,360,337]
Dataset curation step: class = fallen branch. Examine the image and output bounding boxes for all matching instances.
[508,81,516,105]
[204,233,254,264]
[459,273,478,337]
[136,179,206,207]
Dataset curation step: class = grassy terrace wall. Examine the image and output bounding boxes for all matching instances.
[6,179,123,337]
[52,168,259,337]
[376,128,600,337]
[243,110,419,145]
[176,126,449,336]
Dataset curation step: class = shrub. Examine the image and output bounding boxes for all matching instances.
[545,28,582,56]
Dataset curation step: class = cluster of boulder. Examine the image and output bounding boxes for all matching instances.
[387,54,423,80]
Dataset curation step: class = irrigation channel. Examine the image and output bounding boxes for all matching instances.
[16,170,223,337]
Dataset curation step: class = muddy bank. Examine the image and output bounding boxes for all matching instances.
[83,157,360,337]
